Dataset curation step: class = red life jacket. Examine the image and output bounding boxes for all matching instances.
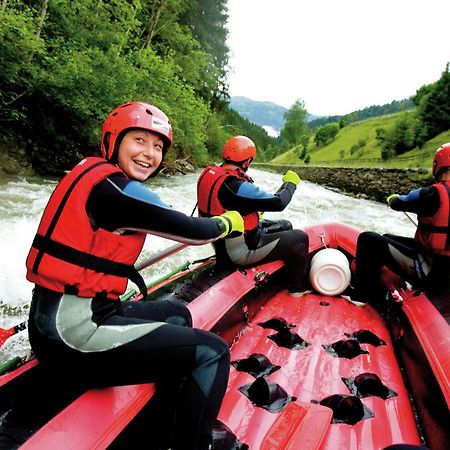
[415,180,450,257]
[26,157,147,300]
[197,165,259,232]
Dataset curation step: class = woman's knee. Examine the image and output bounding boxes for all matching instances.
[195,330,230,365]
[357,231,384,253]
[292,229,309,255]
[359,231,381,244]
[165,300,192,327]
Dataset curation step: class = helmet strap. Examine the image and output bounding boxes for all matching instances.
[102,132,111,159]
[241,157,253,171]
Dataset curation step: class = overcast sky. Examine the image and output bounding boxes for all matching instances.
[226,0,450,116]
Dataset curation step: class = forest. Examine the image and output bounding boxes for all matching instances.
[0,0,276,175]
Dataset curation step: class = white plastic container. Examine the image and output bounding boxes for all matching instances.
[309,248,351,296]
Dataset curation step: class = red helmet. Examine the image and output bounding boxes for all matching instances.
[101,102,172,161]
[432,143,450,179]
[222,135,256,163]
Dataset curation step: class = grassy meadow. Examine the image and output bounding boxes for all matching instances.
[272,112,450,175]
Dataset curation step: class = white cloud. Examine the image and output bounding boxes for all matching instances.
[226,0,450,116]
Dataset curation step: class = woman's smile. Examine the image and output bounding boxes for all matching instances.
[118,130,164,181]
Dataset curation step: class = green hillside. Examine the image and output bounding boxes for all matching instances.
[271,112,450,174]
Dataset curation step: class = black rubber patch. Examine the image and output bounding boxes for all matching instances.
[312,394,374,425]
[239,377,296,413]
[231,353,280,378]
[342,372,397,399]
[323,338,369,359]
[344,330,386,346]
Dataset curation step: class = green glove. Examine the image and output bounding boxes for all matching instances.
[213,210,244,238]
[282,170,300,186]
[386,193,399,206]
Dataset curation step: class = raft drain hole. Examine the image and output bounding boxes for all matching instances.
[314,394,374,425]
[231,353,280,378]
[258,317,296,332]
[212,420,249,450]
[344,329,386,346]
[239,377,296,413]
[342,372,397,399]
[268,329,309,350]
[323,338,368,359]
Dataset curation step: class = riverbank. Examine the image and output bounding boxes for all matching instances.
[0,142,433,203]
[0,137,196,178]
[252,163,433,203]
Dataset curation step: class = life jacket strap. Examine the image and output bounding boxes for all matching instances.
[32,234,147,297]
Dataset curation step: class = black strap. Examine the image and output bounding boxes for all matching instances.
[32,234,147,296]
[417,223,449,233]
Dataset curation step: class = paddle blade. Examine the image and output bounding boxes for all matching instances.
[0,321,27,347]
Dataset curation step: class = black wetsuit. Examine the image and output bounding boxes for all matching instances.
[212,175,309,293]
[26,173,230,450]
[354,185,450,319]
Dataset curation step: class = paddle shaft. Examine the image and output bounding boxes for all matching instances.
[135,242,189,271]
[403,211,418,226]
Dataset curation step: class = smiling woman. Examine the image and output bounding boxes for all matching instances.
[3,101,246,450]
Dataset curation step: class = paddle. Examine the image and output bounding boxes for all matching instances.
[403,211,418,226]
[135,242,188,271]
[0,242,191,348]
[0,322,27,347]
[120,260,192,301]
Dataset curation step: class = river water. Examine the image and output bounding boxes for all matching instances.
[0,168,415,363]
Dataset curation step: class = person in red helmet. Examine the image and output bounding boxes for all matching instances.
[351,143,450,320]
[5,102,245,450]
[197,135,310,295]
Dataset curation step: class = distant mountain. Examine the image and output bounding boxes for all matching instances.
[230,96,320,135]
[230,97,287,134]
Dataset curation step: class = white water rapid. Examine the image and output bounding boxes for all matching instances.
[0,168,415,363]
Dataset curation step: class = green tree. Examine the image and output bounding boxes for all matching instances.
[314,122,339,146]
[180,0,229,102]
[375,113,418,158]
[389,114,416,155]
[280,98,309,147]
[0,0,279,175]
[0,5,45,120]
[1,0,234,174]
[414,63,450,140]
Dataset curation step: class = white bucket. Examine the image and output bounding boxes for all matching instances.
[309,248,351,296]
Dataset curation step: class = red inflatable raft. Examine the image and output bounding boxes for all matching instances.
[1,222,449,450]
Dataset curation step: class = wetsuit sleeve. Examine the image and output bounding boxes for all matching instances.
[389,186,440,217]
[218,177,296,214]
[86,174,227,244]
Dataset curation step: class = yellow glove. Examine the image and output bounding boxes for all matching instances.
[258,211,264,219]
[386,194,399,206]
[282,170,300,186]
[213,210,244,238]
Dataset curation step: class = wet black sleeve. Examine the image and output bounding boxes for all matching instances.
[389,186,440,217]
[86,174,227,244]
[218,177,296,215]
